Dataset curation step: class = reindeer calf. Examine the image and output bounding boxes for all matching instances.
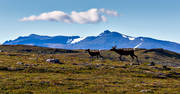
[85,49,103,58]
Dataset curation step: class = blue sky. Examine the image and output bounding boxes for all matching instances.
[0,0,180,44]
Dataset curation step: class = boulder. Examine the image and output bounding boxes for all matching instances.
[16,62,24,65]
[163,65,171,70]
[46,59,63,64]
[148,62,155,66]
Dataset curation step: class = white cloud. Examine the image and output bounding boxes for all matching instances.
[21,11,72,23]
[99,8,118,16]
[20,8,119,24]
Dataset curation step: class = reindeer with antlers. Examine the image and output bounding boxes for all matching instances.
[85,49,103,59]
[110,46,139,64]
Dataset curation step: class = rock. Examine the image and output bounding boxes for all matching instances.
[16,62,24,65]
[163,65,171,70]
[40,81,50,86]
[72,63,78,65]
[154,73,167,79]
[7,67,24,71]
[166,72,180,78]
[152,66,163,70]
[140,89,151,93]
[25,64,30,66]
[148,62,155,66]
[134,84,140,87]
[111,66,115,69]
[46,59,63,64]
[96,64,104,67]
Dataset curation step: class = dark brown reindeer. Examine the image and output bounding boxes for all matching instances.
[85,49,103,58]
[110,46,139,64]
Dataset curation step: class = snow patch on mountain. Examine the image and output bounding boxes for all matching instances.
[122,34,128,38]
[71,37,86,44]
[66,39,73,43]
[134,38,144,49]
[122,34,135,40]
[134,42,143,49]
[129,37,135,40]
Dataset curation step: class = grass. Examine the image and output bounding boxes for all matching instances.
[0,45,180,93]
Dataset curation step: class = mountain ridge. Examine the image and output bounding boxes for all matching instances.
[3,30,180,53]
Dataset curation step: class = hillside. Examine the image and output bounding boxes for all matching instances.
[0,45,78,54]
[3,30,180,53]
[0,45,180,93]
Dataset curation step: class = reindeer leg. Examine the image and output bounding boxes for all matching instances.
[89,56,93,61]
[93,56,96,61]
[134,55,139,64]
[130,55,134,62]
[99,54,103,59]
[119,55,122,61]
[129,55,135,65]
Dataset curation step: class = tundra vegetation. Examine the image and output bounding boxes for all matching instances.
[0,45,180,94]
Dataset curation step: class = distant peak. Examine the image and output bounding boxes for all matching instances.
[29,34,39,37]
[103,30,111,33]
[98,30,112,36]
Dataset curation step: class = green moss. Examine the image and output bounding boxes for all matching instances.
[0,45,180,93]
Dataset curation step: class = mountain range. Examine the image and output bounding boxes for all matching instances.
[3,30,180,53]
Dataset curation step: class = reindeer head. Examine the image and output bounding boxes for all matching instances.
[110,46,117,51]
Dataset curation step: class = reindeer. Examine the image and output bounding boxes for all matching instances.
[85,49,103,59]
[110,46,139,64]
